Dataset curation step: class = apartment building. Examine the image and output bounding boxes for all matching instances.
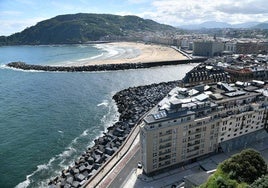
[193,40,224,57]
[140,81,268,175]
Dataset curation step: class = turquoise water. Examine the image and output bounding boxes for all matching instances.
[0,45,196,188]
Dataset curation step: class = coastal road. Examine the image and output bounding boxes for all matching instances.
[108,148,141,188]
[85,123,141,188]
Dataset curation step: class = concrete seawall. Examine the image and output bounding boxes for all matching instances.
[7,58,206,72]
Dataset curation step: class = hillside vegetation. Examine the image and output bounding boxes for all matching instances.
[200,149,267,188]
[0,13,176,45]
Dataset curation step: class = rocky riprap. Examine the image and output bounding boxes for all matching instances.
[48,80,180,188]
[7,58,205,72]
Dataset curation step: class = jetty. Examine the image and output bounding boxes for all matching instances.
[7,58,206,72]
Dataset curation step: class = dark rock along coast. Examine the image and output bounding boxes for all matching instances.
[7,58,205,72]
[48,80,181,187]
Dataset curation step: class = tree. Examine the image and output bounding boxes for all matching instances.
[221,149,267,184]
[250,175,268,188]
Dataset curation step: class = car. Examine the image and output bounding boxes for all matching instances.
[137,161,142,169]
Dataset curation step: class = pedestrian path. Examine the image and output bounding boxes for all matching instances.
[84,122,140,188]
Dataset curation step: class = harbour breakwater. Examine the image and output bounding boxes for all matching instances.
[7,58,206,72]
[48,80,180,187]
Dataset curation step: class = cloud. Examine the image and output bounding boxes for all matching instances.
[216,0,268,14]
[0,11,22,16]
[0,17,47,36]
[1,0,268,35]
[127,0,150,4]
[134,0,268,26]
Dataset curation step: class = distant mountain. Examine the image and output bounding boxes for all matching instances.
[180,21,230,30]
[232,22,260,28]
[179,21,265,30]
[253,22,268,29]
[0,13,176,45]
[199,21,232,28]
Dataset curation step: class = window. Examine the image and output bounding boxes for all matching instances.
[166,130,172,134]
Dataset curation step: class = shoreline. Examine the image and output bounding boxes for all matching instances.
[6,41,208,72]
[80,42,188,66]
[48,80,182,187]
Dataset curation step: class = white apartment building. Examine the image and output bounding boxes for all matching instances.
[140,81,268,174]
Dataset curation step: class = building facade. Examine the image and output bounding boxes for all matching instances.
[140,81,268,175]
[224,41,236,53]
[193,40,224,57]
[236,42,268,54]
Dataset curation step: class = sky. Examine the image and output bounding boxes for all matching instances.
[0,0,268,36]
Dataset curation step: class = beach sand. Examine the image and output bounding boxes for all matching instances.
[74,42,187,66]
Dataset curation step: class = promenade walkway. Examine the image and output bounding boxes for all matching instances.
[83,121,141,188]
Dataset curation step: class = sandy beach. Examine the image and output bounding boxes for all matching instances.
[75,42,187,66]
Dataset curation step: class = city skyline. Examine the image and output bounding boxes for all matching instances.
[0,0,268,36]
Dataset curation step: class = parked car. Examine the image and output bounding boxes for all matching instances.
[137,161,142,169]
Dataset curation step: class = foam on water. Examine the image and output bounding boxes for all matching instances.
[1,44,197,188]
[97,99,109,107]
[14,98,119,188]
[15,157,56,188]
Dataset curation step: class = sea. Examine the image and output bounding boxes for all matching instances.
[0,44,197,188]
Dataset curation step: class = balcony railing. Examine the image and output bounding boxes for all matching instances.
[188,134,201,141]
[159,143,172,150]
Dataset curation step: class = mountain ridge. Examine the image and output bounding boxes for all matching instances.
[0,13,177,45]
[179,21,268,30]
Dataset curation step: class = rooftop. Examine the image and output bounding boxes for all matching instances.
[144,80,268,125]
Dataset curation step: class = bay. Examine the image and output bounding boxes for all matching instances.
[0,44,196,187]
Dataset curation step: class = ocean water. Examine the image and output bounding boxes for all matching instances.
[0,44,197,188]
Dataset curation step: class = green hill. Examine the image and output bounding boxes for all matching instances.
[0,13,177,45]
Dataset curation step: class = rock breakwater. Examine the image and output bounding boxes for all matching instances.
[7,58,206,72]
[48,80,180,187]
